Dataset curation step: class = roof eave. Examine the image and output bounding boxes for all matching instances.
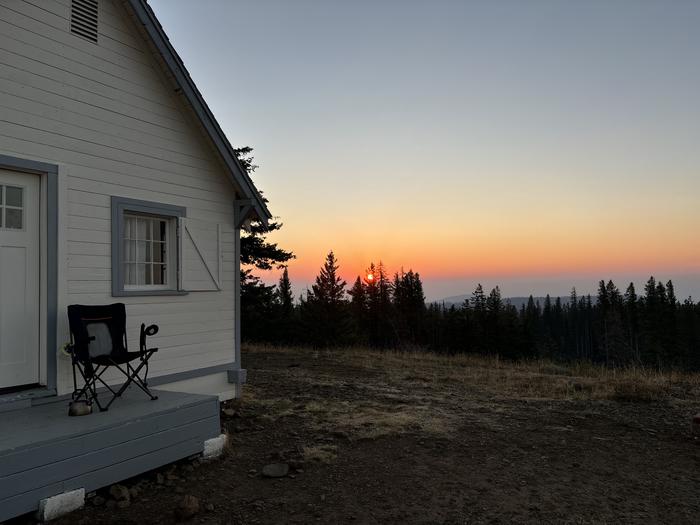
[125,0,272,224]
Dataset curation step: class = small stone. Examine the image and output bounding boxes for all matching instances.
[176,495,200,520]
[109,484,130,502]
[106,499,116,509]
[262,463,289,478]
[116,500,130,509]
[222,408,237,417]
[183,464,195,473]
[92,495,106,507]
[205,503,215,512]
[248,469,257,475]
[129,487,140,499]
[156,473,165,485]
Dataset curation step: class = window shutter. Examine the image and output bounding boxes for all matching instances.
[179,218,222,291]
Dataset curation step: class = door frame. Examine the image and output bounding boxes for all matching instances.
[0,154,58,404]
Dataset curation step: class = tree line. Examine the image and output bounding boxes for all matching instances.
[234,149,699,370]
[242,251,700,371]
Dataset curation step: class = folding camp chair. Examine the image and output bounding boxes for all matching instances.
[66,303,159,412]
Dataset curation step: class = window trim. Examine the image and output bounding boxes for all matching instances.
[111,196,187,297]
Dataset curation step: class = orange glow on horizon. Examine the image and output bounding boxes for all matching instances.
[248,193,700,291]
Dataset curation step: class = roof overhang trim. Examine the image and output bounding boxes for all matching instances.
[125,0,271,226]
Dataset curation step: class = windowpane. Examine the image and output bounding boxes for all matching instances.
[135,241,147,263]
[153,242,164,263]
[123,240,132,262]
[125,216,136,239]
[158,220,167,242]
[124,263,135,285]
[154,264,166,285]
[0,186,3,205]
[0,207,3,228]
[5,208,22,229]
[5,186,22,207]
[145,264,152,285]
[136,263,146,285]
[136,218,147,240]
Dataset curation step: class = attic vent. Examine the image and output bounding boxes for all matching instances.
[70,0,98,43]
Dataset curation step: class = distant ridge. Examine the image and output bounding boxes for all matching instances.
[436,295,571,309]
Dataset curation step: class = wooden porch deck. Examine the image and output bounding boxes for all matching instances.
[0,389,220,521]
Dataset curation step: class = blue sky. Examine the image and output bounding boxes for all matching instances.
[151,0,700,300]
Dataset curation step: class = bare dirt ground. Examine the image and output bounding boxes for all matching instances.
[44,345,700,524]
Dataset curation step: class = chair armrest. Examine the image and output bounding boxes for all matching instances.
[139,323,159,352]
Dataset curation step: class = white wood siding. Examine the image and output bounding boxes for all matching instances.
[0,0,239,395]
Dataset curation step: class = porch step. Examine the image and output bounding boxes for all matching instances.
[0,389,220,521]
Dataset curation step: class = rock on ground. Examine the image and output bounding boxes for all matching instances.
[262,463,290,478]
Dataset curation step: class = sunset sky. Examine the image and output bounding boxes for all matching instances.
[151,0,700,300]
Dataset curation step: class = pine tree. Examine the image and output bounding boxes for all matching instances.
[277,267,293,315]
[641,277,662,367]
[471,284,487,353]
[240,269,277,342]
[310,251,347,305]
[472,284,486,312]
[348,276,367,344]
[485,286,504,355]
[301,251,350,347]
[236,147,294,343]
[393,269,427,345]
[624,282,640,363]
[663,280,679,365]
[569,288,580,359]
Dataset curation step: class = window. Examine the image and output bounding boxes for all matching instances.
[123,214,172,289]
[111,197,186,296]
[0,185,24,230]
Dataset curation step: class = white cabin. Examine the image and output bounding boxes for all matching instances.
[0,1,270,519]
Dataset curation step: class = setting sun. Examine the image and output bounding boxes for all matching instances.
[366,273,374,282]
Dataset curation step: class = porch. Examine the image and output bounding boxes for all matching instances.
[0,389,221,521]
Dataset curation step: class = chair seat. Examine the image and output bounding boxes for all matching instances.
[91,349,158,366]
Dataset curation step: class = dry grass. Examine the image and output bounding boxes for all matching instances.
[242,369,458,440]
[303,399,455,439]
[302,445,338,463]
[245,343,700,403]
[241,389,297,420]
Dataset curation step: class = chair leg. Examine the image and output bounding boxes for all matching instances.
[102,350,158,410]
[71,362,106,412]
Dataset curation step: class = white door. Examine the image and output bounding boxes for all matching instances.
[0,169,40,389]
